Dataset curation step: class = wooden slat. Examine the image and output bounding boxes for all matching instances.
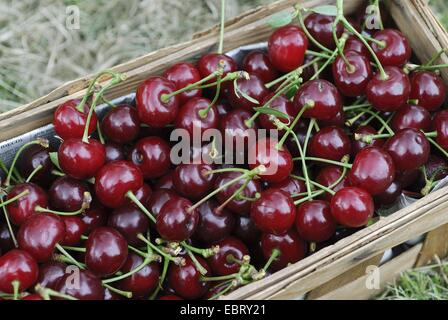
[414,224,448,267]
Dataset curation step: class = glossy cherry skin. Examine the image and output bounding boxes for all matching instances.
[0,222,16,253]
[372,29,411,67]
[81,204,107,233]
[167,255,210,300]
[125,183,152,209]
[175,97,219,136]
[207,236,249,276]
[384,128,430,172]
[159,294,183,300]
[195,200,235,244]
[410,71,446,112]
[49,176,88,212]
[53,100,97,140]
[17,213,65,262]
[156,197,199,241]
[227,74,270,111]
[173,163,215,201]
[316,165,351,202]
[95,160,143,209]
[331,187,374,228]
[154,171,175,190]
[136,76,179,128]
[268,25,308,72]
[128,136,171,179]
[344,35,370,58]
[233,215,260,245]
[425,154,448,181]
[271,177,306,198]
[18,145,54,187]
[0,249,38,293]
[105,142,125,162]
[164,62,202,104]
[304,13,343,50]
[215,100,232,117]
[58,138,106,180]
[118,253,160,298]
[391,104,431,132]
[332,51,372,97]
[352,125,385,154]
[197,53,237,84]
[349,147,396,195]
[294,79,343,120]
[101,105,140,144]
[261,230,307,271]
[37,261,66,290]
[85,226,128,277]
[366,66,411,112]
[22,293,43,300]
[375,181,402,207]
[259,93,298,132]
[295,200,336,243]
[61,216,87,246]
[55,269,104,300]
[107,205,149,246]
[435,110,448,150]
[309,126,351,161]
[148,189,179,218]
[242,51,278,83]
[6,183,48,226]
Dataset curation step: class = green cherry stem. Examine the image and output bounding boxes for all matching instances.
[102,254,158,284]
[12,280,20,300]
[305,50,332,59]
[62,246,86,252]
[181,241,219,258]
[103,283,133,299]
[423,48,448,67]
[186,250,208,275]
[35,284,78,301]
[266,57,321,89]
[428,137,448,158]
[149,256,169,300]
[343,103,371,112]
[290,131,312,198]
[293,156,352,169]
[55,243,85,270]
[136,234,184,265]
[35,192,91,216]
[291,174,335,196]
[218,0,226,54]
[125,191,156,223]
[277,100,314,149]
[263,248,280,272]
[0,190,29,209]
[25,165,43,183]
[1,197,18,248]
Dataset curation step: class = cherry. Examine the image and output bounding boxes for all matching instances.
[148,189,179,218]
[425,155,448,181]
[410,71,446,112]
[53,100,97,140]
[215,100,232,117]
[58,138,106,180]
[6,183,48,226]
[268,25,308,72]
[159,295,183,300]
[154,171,175,190]
[49,176,89,212]
[18,144,54,187]
[316,165,351,202]
[344,35,370,58]
[207,236,249,276]
[349,147,396,195]
[293,79,343,120]
[434,110,448,150]
[156,197,199,241]
[258,93,297,131]
[384,128,430,172]
[396,169,420,189]
[309,126,351,161]
[36,261,66,290]
[0,249,38,294]
[319,109,346,128]
[95,161,143,209]
[104,287,121,300]
[101,104,140,144]
[17,213,65,262]
[125,183,152,209]
[128,136,171,179]
[375,181,402,207]
[372,29,411,67]
[332,51,373,97]
[81,204,107,233]
[242,51,279,83]
[260,230,307,271]
[107,205,149,246]
[85,226,128,277]
[173,163,215,201]
[0,222,16,253]
[330,187,374,228]
[295,200,336,243]
[270,177,306,197]
[61,216,87,246]
[233,215,261,245]
[22,293,43,300]
[352,125,384,154]
[195,200,235,244]
[304,13,343,50]
[175,97,219,135]
[136,76,180,128]
[197,53,237,87]
[55,269,104,300]
[227,74,269,112]
[105,142,125,162]
[391,104,431,132]
[164,62,202,104]
[366,66,411,112]
[167,255,210,300]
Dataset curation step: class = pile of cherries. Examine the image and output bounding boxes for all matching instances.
[1,0,448,300]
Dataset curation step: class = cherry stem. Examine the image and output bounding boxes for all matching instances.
[360,108,395,135]
[343,103,371,112]
[203,74,222,117]
[208,281,235,300]
[346,108,369,127]
[1,198,18,248]
[263,248,280,272]
[291,131,313,198]
[291,174,335,196]
[218,0,226,54]
[0,190,29,209]
[205,167,248,175]
[51,169,66,177]
[181,241,219,258]
[201,273,237,282]
[428,137,448,158]
[414,63,448,71]
[310,46,339,81]
[424,48,448,67]
[187,250,208,275]
[25,165,43,183]
[277,101,313,149]
[306,50,332,59]
[34,284,78,301]
[96,122,105,144]
[149,256,169,300]
[332,6,353,72]
[11,280,20,300]
[216,178,249,213]
[266,57,320,89]
[303,118,316,155]
[360,111,379,127]
[293,156,352,169]
[103,255,157,284]
[62,246,86,252]
[136,234,184,265]
[126,191,156,223]
[55,243,85,270]
[35,192,91,216]
[103,283,133,299]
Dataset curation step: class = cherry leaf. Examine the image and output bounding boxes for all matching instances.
[268,11,294,28]
[306,5,338,17]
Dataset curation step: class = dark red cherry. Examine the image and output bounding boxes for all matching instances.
[295,200,336,242]
[319,109,346,127]
[85,226,128,277]
[233,215,261,245]
[366,66,411,112]
[107,205,149,246]
[410,71,446,112]
[104,142,125,162]
[396,169,420,189]
[197,53,237,83]
[349,147,396,195]
[53,100,97,140]
[305,13,343,50]
[103,287,121,300]
[173,163,215,201]
[55,269,104,300]
[250,188,296,234]
[175,97,219,135]
[0,249,38,293]
[242,51,279,83]
[164,62,202,104]
[227,74,269,111]
[294,79,343,120]
[6,183,48,226]
[434,110,448,150]
[37,261,66,290]
[331,187,374,228]
[49,176,89,212]
[391,104,431,132]
[270,177,306,197]
[18,145,54,187]
[128,136,171,179]
[316,165,351,202]
[154,171,175,190]
[372,29,411,67]
[261,230,307,271]
[22,293,43,300]
[0,222,16,253]
[101,105,140,144]
[215,99,232,117]
[148,189,179,218]
[332,51,372,97]
[58,138,106,180]
[61,216,87,246]
[159,294,183,300]
[352,125,385,154]
[259,93,298,132]
[167,255,210,300]
[95,161,143,209]
[156,197,199,241]
[136,76,179,128]
[309,126,351,161]
[207,236,249,276]
[125,183,152,209]
[375,181,402,207]
[118,253,160,298]
[384,128,430,172]
[344,35,369,58]
[425,155,448,181]
[17,213,65,262]
[268,25,308,72]
[195,200,235,244]
[81,204,107,233]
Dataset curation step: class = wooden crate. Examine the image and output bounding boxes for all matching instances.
[0,0,447,300]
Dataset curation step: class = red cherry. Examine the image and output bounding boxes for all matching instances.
[101,105,140,144]
[207,236,249,276]
[173,163,215,201]
[352,125,385,154]
[55,269,104,300]
[81,204,107,233]
[268,25,308,72]
[164,62,202,104]
[53,100,97,140]
[61,216,87,246]
[434,110,448,150]
[242,51,279,83]
[424,155,448,181]
[175,97,219,136]
[233,215,261,245]
[215,100,232,117]
[104,142,125,162]
[344,35,370,58]
[159,295,183,300]
[195,200,235,244]
[270,177,306,197]
[227,74,269,112]
[49,176,89,212]
[0,249,38,294]
[316,165,351,202]
[304,13,343,50]
[148,189,179,218]
[295,200,336,242]
[168,255,210,299]
[319,109,346,128]
[331,187,374,228]
[22,293,43,300]
[392,104,431,132]
[37,262,66,290]
[258,93,298,132]
[0,223,17,253]
[6,183,48,226]
[125,183,152,209]
[410,71,446,112]
[154,172,175,191]
[372,29,411,67]
[18,145,54,188]
[375,181,402,207]
[309,126,351,161]
[107,205,149,246]
[128,136,171,179]
[396,169,420,189]
[197,53,237,83]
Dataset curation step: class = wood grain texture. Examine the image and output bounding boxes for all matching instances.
[414,224,448,267]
